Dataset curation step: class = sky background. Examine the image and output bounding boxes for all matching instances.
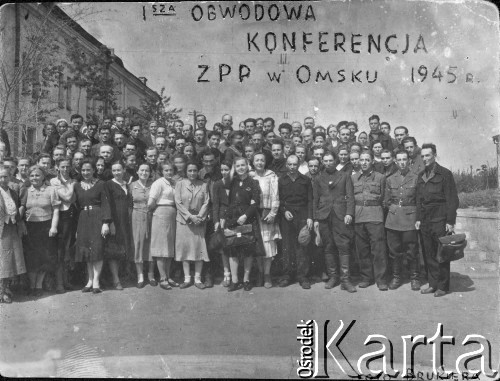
[60,1,500,170]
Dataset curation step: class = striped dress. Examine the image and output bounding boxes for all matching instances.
[251,170,281,258]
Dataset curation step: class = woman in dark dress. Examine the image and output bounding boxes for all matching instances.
[211,160,232,287]
[225,157,265,292]
[104,161,132,290]
[74,158,111,294]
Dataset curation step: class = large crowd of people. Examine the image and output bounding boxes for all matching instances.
[0,112,459,303]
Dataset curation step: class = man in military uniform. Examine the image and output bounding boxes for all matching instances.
[313,152,356,292]
[278,155,313,289]
[384,150,421,291]
[416,143,459,297]
[352,151,388,291]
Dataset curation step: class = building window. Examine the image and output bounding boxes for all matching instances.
[58,72,64,109]
[66,77,72,111]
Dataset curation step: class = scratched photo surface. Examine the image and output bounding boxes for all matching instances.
[0,1,498,379]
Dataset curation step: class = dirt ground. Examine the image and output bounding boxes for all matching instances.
[0,264,498,379]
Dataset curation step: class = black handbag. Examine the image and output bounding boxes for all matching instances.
[436,232,467,263]
[224,224,255,248]
[207,228,226,252]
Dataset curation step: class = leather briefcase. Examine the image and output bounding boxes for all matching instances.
[224,224,255,248]
[436,232,467,263]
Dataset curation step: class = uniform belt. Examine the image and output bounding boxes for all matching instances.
[355,200,381,206]
[393,200,416,207]
[81,205,100,211]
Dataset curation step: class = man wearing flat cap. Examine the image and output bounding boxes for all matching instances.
[313,152,357,293]
[278,155,313,289]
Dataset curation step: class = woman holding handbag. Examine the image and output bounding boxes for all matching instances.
[211,160,232,287]
[225,157,265,292]
[251,153,281,289]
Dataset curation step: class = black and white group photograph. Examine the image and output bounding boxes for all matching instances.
[0,1,499,379]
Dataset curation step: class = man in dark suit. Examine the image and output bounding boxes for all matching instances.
[416,143,459,297]
[313,152,356,293]
[278,155,313,289]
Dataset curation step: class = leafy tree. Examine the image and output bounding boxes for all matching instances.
[141,86,181,126]
[65,41,120,119]
[0,3,99,155]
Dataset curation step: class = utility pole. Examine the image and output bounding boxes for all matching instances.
[188,109,201,127]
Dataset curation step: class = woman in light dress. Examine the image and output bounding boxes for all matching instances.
[0,165,26,303]
[251,153,281,289]
[148,162,178,290]
[130,163,154,288]
[174,161,210,290]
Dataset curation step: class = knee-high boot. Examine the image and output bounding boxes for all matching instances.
[339,255,356,293]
